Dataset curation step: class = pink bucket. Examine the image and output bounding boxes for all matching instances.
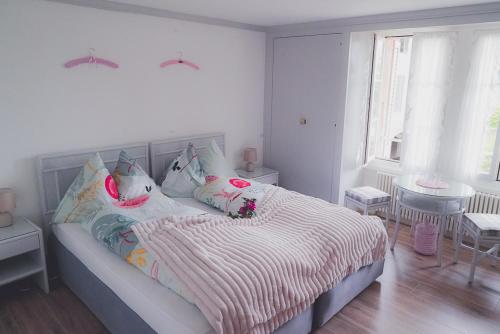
[414,220,438,255]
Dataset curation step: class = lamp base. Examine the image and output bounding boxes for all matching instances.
[246,162,255,172]
[0,212,13,228]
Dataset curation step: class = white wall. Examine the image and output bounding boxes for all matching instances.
[338,32,374,202]
[0,0,265,225]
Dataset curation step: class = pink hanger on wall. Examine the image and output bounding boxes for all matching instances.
[64,48,119,69]
[160,52,200,70]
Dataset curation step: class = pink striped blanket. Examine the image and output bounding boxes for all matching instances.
[132,187,387,334]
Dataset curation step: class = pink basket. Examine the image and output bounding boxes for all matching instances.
[414,221,438,255]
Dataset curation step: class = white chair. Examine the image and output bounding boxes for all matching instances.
[454,213,500,283]
[344,186,391,228]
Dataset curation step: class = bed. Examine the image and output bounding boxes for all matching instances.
[38,133,385,334]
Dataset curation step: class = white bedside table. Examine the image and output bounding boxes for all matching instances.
[236,167,279,185]
[0,217,49,293]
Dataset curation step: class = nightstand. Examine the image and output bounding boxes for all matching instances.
[0,217,49,293]
[236,167,279,185]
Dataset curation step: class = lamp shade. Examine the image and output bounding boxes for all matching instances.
[243,147,257,162]
[0,188,15,213]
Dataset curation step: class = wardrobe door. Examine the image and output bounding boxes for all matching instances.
[270,34,346,202]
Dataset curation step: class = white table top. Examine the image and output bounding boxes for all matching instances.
[394,174,475,199]
[236,167,278,179]
[0,217,38,241]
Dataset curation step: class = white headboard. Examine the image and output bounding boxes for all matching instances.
[150,132,225,184]
[36,142,149,231]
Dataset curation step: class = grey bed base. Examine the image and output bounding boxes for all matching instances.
[49,235,155,334]
[50,233,384,334]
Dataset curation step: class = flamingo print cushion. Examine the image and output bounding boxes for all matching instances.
[113,150,155,201]
[161,143,205,198]
[52,153,119,224]
[194,175,268,218]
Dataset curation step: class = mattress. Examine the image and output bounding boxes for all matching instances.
[52,223,215,334]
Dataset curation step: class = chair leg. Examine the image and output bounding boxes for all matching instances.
[363,205,368,215]
[469,237,481,284]
[410,210,416,236]
[453,219,464,264]
[452,215,460,250]
[390,201,401,251]
[491,245,499,267]
[385,205,389,229]
[437,215,445,267]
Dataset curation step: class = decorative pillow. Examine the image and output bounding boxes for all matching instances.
[82,189,205,240]
[113,150,155,201]
[161,143,205,198]
[194,175,267,218]
[52,153,119,224]
[197,139,238,177]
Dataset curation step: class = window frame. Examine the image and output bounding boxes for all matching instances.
[478,123,500,182]
[364,33,413,165]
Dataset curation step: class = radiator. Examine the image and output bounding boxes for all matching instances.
[376,172,500,233]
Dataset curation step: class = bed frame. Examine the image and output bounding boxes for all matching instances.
[37,133,384,334]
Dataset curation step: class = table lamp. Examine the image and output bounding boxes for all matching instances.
[0,188,15,228]
[243,147,257,172]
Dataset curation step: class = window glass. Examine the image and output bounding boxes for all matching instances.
[479,107,500,174]
[367,36,413,162]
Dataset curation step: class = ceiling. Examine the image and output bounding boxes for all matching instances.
[111,0,496,26]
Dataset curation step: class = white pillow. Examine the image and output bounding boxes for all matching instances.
[113,151,155,201]
[198,139,238,177]
[161,144,205,198]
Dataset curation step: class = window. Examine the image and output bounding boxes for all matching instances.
[365,29,500,184]
[366,35,413,162]
[476,49,500,180]
[479,107,500,175]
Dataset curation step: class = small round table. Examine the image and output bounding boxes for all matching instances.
[391,174,475,266]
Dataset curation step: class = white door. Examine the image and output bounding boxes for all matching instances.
[270,34,346,202]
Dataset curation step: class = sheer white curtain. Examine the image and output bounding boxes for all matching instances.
[448,30,500,181]
[400,32,457,175]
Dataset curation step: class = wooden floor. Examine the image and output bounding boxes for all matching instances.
[1,224,500,334]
